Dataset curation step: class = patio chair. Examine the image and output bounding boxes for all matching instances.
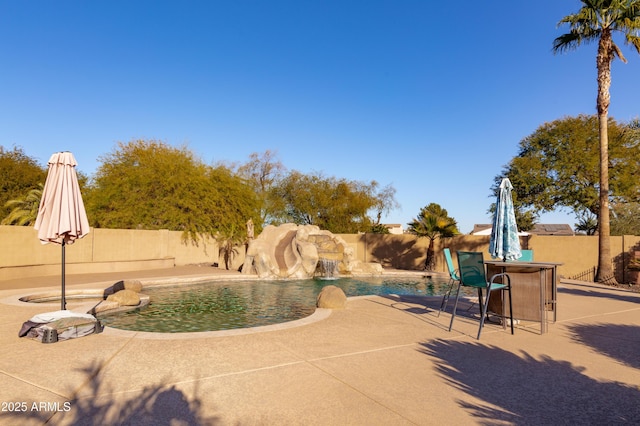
[449,251,514,339]
[519,250,534,261]
[438,248,459,316]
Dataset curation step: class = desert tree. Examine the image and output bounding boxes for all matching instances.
[494,115,640,230]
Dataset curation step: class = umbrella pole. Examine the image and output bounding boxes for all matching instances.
[61,240,66,310]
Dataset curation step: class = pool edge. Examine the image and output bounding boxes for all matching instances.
[101,307,334,339]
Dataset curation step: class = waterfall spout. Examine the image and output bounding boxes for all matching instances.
[316,258,339,280]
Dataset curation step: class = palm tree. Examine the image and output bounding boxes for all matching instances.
[407,203,459,270]
[553,0,640,283]
[1,184,43,226]
[575,210,599,235]
[216,224,245,270]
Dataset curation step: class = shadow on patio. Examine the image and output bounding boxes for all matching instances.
[417,338,640,424]
[567,323,640,370]
[0,359,219,425]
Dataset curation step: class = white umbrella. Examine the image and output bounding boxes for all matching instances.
[489,178,521,261]
[34,152,90,310]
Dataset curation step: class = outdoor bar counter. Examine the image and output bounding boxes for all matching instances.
[485,260,562,334]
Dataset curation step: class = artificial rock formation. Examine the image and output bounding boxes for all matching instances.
[242,223,357,279]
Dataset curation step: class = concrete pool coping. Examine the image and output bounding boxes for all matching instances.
[2,266,640,424]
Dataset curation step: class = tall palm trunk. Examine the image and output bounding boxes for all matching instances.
[595,29,616,283]
[425,237,436,271]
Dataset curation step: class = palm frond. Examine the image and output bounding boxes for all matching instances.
[1,184,43,226]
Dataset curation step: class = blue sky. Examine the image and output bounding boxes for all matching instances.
[1,1,638,233]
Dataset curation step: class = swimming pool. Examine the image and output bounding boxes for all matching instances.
[98,276,465,333]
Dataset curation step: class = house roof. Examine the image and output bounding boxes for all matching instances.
[472,224,574,236]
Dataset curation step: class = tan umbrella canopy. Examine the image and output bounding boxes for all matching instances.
[34,152,90,310]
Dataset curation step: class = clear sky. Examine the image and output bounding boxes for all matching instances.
[1,1,638,233]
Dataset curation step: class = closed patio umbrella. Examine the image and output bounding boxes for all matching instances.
[34,152,90,310]
[489,178,521,261]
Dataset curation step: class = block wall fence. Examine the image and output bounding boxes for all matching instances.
[2,225,640,283]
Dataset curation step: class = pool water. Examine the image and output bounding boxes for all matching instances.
[98,276,466,333]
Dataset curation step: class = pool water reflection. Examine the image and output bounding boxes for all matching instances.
[99,276,467,333]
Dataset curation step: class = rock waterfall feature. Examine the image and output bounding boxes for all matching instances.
[241,223,381,279]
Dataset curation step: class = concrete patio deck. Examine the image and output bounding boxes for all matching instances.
[1,266,639,425]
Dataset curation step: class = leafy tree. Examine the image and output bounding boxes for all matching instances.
[207,165,261,238]
[1,183,43,226]
[371,184,400,225]
[553,1,640,282]
[368,223,391,234]
[494,116,639,224]
[511,209,537,233]
[611,202,640,235]
[235,150,286,226]
[407,203,459,270]
[487,194,537,232]
[0,146,46,221]
[85,139,260,243]
[270,171,397,234]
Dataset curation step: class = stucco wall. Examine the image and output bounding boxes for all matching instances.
[2,225,639,283]
[337,233,640,283]
[0,225,218,280]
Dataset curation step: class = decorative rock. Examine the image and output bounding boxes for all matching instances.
[106,289,140,306]
[316,285,347,309]
[122,279,143,293]
[103,279,143,297]
[91,300,121,314]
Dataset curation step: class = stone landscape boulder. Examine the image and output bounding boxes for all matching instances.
[103,279,143,297]
[122,279,143,292]
[106,289,141,306]
[316,285,347,309]
[90,300,121,314]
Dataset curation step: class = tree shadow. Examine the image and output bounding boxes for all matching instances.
[1,359,219,425]
[567,323,640,370]
[418,339,640,424]
[368,237,423,270]
[447,236,492,253]
[559,286,640,304]
[365,235,493,272]
[613,241,640,284]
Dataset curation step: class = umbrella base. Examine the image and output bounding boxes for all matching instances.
[19,311,101,343]
[41,327,58,344]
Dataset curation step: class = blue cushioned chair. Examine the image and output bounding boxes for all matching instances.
[519,250,534,261]
[438,248,460,316]
[449,251,514,339]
